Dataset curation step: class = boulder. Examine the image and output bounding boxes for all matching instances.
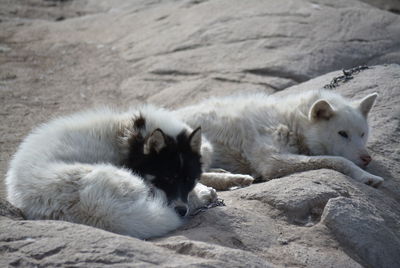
[2,210,269,267]
[321,197,400,268]
[0,0,399,267]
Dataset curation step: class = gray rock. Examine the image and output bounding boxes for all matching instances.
[0,0,400,267]
[0,198,24,221]
[238,170,348,226]
[0,211,273,267]
[321,197,400,268]
[360,0,400,13]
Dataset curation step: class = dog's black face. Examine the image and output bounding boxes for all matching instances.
[123,117,202,217]
[145,130,202,202]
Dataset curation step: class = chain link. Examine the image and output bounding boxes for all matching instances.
[323,65,369,89]
[189,198,226,216]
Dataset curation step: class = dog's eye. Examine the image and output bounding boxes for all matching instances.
[338,131,348,138]
[361,133,365,137]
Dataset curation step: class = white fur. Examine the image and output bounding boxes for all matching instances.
[176,89,383,188]
[6,105,216,239]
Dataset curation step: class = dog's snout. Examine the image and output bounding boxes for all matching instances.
[174,205,188,217]
[360,154,372,166]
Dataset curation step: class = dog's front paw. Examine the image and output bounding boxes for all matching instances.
[189,183,218,211]
[200,172,255,190]
[356,171,384,188]
[226,174,255,189]
[196,183,218,205]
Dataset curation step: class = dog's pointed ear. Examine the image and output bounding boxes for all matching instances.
[357,93,378,118]
[189,127,202,153]
[309,99,335,121]
[144,129,166,154]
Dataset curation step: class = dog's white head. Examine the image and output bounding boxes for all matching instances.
[304,92,378,167]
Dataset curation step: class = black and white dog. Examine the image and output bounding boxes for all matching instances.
[6,105,216,239]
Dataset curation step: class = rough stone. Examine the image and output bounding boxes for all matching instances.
[0,198,25,221]
[1,214,256,268]
[321,197,400,268]
[239,170,348,226]
[0,0,399,267]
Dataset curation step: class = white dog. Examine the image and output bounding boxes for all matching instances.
[6,105,217,239]
[176,89,383,189]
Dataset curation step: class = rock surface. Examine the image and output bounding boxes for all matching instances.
[321,197,400,268]
[1,0,400,267]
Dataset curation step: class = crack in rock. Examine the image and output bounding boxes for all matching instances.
[31,245,66,260]
[150,69,200,76]
[243,68,309,83]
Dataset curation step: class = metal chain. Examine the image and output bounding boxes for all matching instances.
[189,198,226,216]
[323,65,369,89]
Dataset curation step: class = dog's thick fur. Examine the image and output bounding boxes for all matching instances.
[176,89,383,189]
[6,105,216,239]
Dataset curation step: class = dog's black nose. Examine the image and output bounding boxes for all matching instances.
[360,154,372,166]
[175,206,188,217]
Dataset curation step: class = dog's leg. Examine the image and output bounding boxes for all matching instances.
[253,153,384,187]
[198,134,255,190]
[200,172,254,191]
[188,183,218,211]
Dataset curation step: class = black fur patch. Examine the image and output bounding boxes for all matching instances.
[133,115,146,129]
[123,126,202,205]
